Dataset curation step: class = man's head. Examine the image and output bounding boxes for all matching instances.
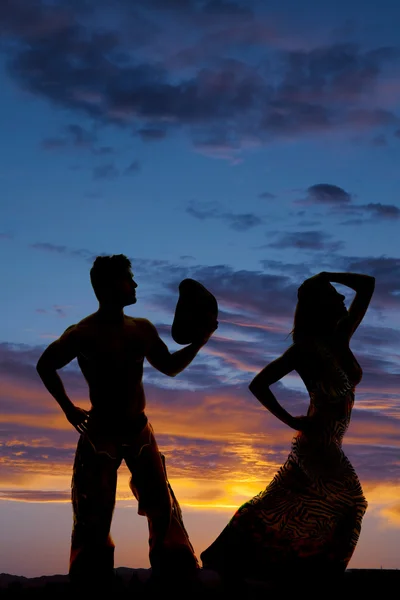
[90,254,137,307]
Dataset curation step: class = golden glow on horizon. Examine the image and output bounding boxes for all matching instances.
[0,496,69,504]
[2,478,400,530]
[0,412,77,431]
[381,504,400,526]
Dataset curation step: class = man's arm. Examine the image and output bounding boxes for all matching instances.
[144,320,215,376]
[36,326,90,434]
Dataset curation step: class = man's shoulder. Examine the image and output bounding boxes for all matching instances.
[126,316,154,328]
[77,313,97,327]
[126,317,159,340]
[61,314,96,337]
[59,323,78,338]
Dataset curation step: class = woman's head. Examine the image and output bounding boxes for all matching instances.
[292,278,347,342]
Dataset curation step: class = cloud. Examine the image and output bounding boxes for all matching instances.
[40,137,68,150]
[258,191,276,200]
[186,201,220,220]
[137,128,167,141]
[40,123,104,153]
[192,138,246,163]
[35,305,71,318]
[187,201,263,231]
[338,203,400,225]
[227,214,262,231]
[354,323,400,349]
[371,134,387,146]
[305,183,353,205]
[92,163,119,180]
[362,203,400,219]
[297,184,399,224]
[2,2,399,159]
[124,160,141,175]
[346,108,397,128]
[30,242,72,254]
[381,503,400,525]
[201,1,254,17]
[28,243,179,283]
[267,230,343,252]
[259,259,311,278]
[177,264,298,322]
[92,146,114,155]
[342,256,400,310]
[30,243,94,261]
[0,490,70,503]
[0,0,73,39]
[91,160,141,179]
[65,124,96,146]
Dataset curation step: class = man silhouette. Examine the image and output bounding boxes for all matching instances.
[36,254,217,589]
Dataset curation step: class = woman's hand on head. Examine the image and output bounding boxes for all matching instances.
[303,272,329,286]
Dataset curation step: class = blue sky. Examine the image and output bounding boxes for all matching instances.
[1,0,400,577]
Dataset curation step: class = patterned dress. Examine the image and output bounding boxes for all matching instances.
[200,339,368,580]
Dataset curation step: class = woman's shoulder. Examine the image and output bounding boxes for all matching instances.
[290,338,327,370]
[290,339,314,355]
[281,342,303,365]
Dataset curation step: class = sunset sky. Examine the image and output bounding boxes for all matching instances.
[1,0,400,578]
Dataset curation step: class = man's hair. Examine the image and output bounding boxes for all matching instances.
[90,254,132,300]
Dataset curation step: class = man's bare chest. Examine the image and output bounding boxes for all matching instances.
[78,324,145,366]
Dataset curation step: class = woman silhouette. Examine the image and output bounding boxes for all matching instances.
[201,271,375,583]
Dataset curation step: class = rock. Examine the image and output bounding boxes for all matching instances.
[171,279,218,345]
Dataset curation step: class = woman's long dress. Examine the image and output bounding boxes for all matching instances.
[200,341,368,580]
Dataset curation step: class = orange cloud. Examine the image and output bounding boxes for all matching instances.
[381,504,400,526]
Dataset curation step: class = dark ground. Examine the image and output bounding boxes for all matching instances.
[1,568,399,599]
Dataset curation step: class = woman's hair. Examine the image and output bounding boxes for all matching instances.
[90,254,132,301]
[291,279,338,342]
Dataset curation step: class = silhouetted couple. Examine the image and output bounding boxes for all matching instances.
[36,254,374,591]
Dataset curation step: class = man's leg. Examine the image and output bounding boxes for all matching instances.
[160,452,199,569]
[69,435,121,588]
[124,423,199,579]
